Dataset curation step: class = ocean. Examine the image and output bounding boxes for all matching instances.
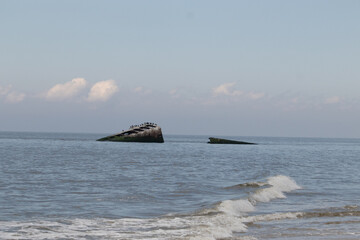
[0,132,359,240]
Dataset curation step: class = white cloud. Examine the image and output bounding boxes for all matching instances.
[134,87,143,93]
[46,78,87,101]
[212,82,264,100]
[324,96,340,104]
[6,91,26,103]
[213,82,243,96]
[0,85,25,103]
[169,88,181,99]
[134,86,152,95]
[246,92,265,100]
[291,97,299,103]
[169,89,177,95]
[43,78,119,103]
[169,89,178,95]
[87,80,118,102]
[0,85,11,96]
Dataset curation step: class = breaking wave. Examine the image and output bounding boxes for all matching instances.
[242,205,360,223]
[8,179,357,239]
[0,175,302,240]
[0,175,305,240]
[249,175,302,203]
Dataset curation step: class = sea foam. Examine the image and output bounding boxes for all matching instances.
[188,175,302,239]
[250,175,302,203]
[217,199,255,216]
[0,175,302,240]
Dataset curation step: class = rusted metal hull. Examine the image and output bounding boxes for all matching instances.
[97,123,164,143]
[208,137,255,145]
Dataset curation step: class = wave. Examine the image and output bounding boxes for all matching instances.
[249,175,302,203]
[2,207,357,240]
[224,181,268,189]
[243,211,304,223]
[0,175,302,240]
[303,206,360,219]
[243,205,360,223]
[0,216,248,240]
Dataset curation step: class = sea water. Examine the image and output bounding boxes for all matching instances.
[0,132,359,239]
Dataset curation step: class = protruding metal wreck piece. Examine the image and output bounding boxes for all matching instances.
[208,137,255,145]
[97,122,164,143]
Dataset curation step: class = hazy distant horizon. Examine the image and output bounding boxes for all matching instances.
[2,129,360,140]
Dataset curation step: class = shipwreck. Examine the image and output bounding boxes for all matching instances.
[97,122,164,143]
[208,137,256,145]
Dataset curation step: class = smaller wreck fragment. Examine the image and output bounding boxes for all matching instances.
[97,122,164,143]
[208,137,256,145]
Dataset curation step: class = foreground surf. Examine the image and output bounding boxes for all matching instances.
[1,175,303,240]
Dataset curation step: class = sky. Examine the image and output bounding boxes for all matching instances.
[1,0,360,138]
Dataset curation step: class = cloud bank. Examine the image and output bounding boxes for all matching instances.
[324,96,340,104]
[212,82,265,101]
[6,91,26,103]
[87,80,118,102]
[246,92,265,100]
[213,82,243,96]
[0,79,350,112]
[44,78,119,102]
[134,86,152,95]
[0,85,25,103]
[46,78,87,101]
[0,85,11,96]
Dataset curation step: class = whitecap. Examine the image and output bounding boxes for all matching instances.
[250,175,302,203]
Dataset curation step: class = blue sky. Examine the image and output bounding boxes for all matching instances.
[1,0,360,137]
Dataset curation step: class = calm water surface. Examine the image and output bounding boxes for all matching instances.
[0,132,359,239]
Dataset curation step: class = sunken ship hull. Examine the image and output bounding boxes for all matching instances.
[97,123,164,143]
[208,137,255,145]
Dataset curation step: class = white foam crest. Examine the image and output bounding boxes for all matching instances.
[250,175,301,203]
[267,175,302,192]
[250,186,286,202]
[242,212,304,223]
[187,175,301,239]
[188,214,248,240]
[217,199,255,216]
[0,214,248,240]
[0,176,301,240]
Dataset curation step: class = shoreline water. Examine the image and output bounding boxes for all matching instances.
[0,132,359,239]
